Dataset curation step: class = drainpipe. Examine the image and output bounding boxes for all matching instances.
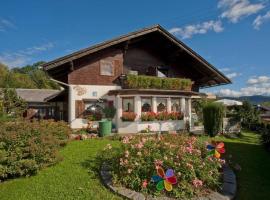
[49,78,73,125]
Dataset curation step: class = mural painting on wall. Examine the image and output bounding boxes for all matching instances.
[73,86,87,96]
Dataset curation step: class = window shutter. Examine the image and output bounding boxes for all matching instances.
[75,100,85,118]
[108,100,114,107]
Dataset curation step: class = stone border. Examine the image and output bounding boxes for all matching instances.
[100,164,236,200]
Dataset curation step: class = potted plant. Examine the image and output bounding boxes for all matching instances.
[103,106,116,120]
[98,106,116,137]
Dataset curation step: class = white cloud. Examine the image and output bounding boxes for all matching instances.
[226,72,242,79]
[169,20,224,39]
[217,75,270,97]
[0,18,15,32]
[0,42,54,67]
[247,75,270,85]
[218,88,242,97]
[218,0,265,23]
[253,11,270,29]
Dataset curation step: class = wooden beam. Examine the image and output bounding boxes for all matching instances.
[70,61,74,71]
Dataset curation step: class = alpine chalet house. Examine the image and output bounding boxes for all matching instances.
[43,25,231,133]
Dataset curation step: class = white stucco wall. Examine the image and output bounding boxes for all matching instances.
[68,85,192,132]
[69,84,120,129]
[118,120,185,134]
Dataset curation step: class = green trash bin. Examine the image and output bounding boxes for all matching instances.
[99,120,112,137]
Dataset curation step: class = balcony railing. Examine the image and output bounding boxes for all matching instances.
[120,74,193,91]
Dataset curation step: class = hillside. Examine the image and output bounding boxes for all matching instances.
[0,62,59,89]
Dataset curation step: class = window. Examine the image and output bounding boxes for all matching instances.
[171,98,181,112]
[100,60,114,76]
[84,100,104,113]
[157,98,167,112]
[123,98,134,112]
[141,97,152,112]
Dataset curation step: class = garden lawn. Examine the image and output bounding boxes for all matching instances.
[215,130,270,200]
[0,139,121,200]
[0,131,269,200]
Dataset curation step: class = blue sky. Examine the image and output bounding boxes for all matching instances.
[0,0,270,97]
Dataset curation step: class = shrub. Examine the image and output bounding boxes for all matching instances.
[121,112,137,121]
[150,77,162,89]
[103,106,116,120]
[137,76,151,89]
[203,102,224,137]
[0,119,71,181]
[125,75,192,91]
[86,112,102,121]
[261,124,270,150]
[236,101,260,129]
[99,134,223,199]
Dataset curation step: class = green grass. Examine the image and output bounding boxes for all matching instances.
[0,139,122,200]
[0,131,269,200]
[215,131,270,200]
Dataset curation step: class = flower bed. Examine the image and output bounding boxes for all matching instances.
[99,134,225,199]
[141,112,183,121]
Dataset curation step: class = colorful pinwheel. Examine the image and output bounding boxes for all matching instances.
[151,167,177,192]
[207,142,225,158]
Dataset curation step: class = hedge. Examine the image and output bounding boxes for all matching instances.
[203,102,224,137]
[124,75,192,90]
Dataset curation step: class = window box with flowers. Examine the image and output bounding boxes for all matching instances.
[121,112,137,122]
[141,112,184,121]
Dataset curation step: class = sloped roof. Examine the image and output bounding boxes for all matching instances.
[43,24,231,87]
[16,89,62,103]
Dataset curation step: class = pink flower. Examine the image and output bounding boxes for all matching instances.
[142,180,148,188]
[135,142,144,149]
[218,159,226,165]
[122,136,130,144]
[186,163,194,170]
[154,159,163,167]
[192,178,203,188]
[120,158,124,166]
[125,150,129,158]
[141,137,147,143]
[122,136,133,144]
[186,146,193,154]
